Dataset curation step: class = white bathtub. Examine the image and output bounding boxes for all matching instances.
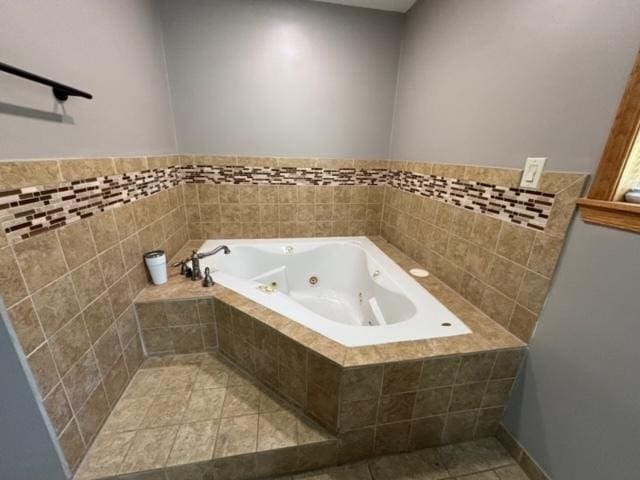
[195,237,471,347]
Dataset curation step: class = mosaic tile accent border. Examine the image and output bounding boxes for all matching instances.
[388,169,554,230]
[0,162,555,243]
[181,164,388,185]
[0,167,179,242]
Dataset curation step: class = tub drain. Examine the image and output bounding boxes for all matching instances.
[309,276,318,286]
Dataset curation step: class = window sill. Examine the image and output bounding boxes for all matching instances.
[577,198,640,233]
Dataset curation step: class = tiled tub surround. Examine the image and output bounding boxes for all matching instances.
[0,179,188,472]
[134,238,526,462]
[135,299,218,355]
[381,164,587,343]
[0,155,585,476]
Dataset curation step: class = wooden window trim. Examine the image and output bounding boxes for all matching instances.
[578,49,640,233]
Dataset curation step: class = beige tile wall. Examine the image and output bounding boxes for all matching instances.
[135,299,217,355]
[179,155,386,240]
[0,154,586,474]
[380,162,587,342]
[0,157,188,472]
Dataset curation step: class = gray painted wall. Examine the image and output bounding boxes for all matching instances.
[0,300,67,480]
[161,0,404,158]
[391,0,640,172]
[504,220,640,480]
[0,0,177,160]
[393,1,640,478]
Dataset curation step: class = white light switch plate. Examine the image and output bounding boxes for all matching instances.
[520,157,547,189]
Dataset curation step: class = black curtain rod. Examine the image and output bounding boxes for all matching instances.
[0,61,93,101]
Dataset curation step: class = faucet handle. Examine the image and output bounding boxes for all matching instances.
[172,259,192,277]
[202,267,214,287]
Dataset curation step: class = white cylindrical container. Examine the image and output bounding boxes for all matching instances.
[144,250,167,285]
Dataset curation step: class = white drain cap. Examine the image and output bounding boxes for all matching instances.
[409,268,429,278]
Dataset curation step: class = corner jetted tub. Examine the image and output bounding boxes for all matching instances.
[195,237,471,347]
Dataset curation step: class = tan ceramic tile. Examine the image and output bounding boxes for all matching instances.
[527,233,563,278]
[194,361,230,390]
[142,391,191,428]
[538,171,586,194]
[8,298,44,355]
[102,355,130,406]
[137,302,168,329]
[469,215,501,251]
[221,385,261,417]
[49,314,91,375]
[114,156,149,175]
[374,420,411,455]
[56,221,97,270]
[293,463,372,480]
[544,178,585,237]
[43,383,73,436]
[165,300,199,326]
[32,274,80,336]
[508,305,537,342]
[113,204,139,240]
[214,414,259,458]
[456,353,496,384]
[102,396,155,433]
[76,384,110,444]
[183,387,226,422]
[377,392,416,424]
[409,416,446,450]
[123,335,145,375]
[369,448,449,480]
[58,419,86,471]
[419,357,461,388]
[94,325,124,375]
[381,361,422,394]
[82,293,115,343]
[119,425,178,474]
[59,158,115,181]
[75,430,135,479]
[98,244,126,287]
[482,379,514,407]
[480,287,515,328]
[496,223,535,266]
[449,382,486,411]
[516,270,550,314]
[341,366,383,402]
[492,350,525,379]
[123,369,164,398]
[13,232,68,293]
[108,276,133,318]
[257,410,298,451]
[486,256,526,299]
[494,465,530,480]
[62,349,102,411]
[438,437,514,476]
[88,211,120,253]
[166,420,219,466]
[71,258,107,309]
[441,411,477,443]
[27,343,60,397]
[0,246,29,307]
[116,305,139,345]
[413,387,452,417]
[0,160,61,190]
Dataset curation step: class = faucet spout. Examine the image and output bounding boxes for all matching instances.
[197,245,230,258]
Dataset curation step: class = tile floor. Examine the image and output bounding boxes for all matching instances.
[74,353,335,479]
[74,352,531,480]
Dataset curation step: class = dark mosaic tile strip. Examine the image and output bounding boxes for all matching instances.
[0,165,554,243]
[0,168,180,242]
